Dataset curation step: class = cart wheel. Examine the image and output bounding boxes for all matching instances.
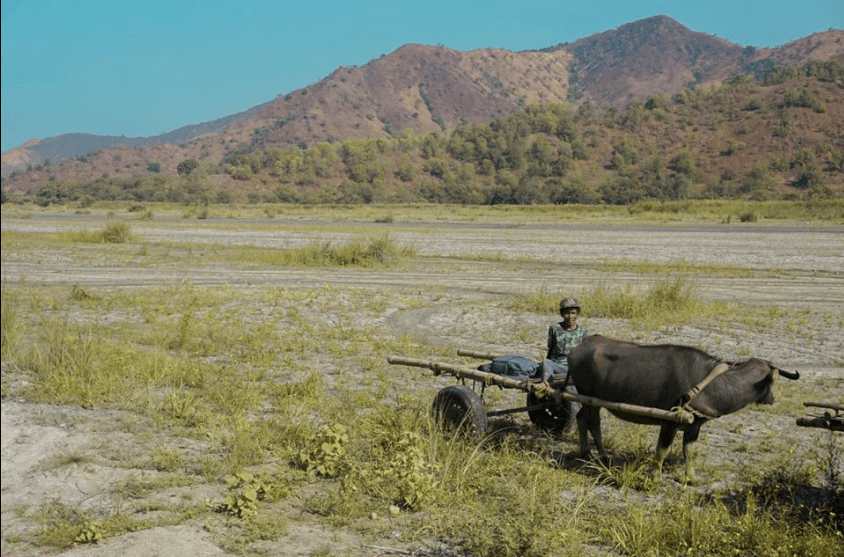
[432,385,488,434]
[527,386,580,433]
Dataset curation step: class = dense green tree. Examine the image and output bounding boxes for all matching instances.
[599,174,645,205]
[274,150,304,176]
[619,100,644,130]
[546,178,600,204]
[782,88,802,108]
[742,161,776,194]
[424,157,454,181]
[337,180,384,204]
[415,180,447,203]
[555,113,578,142]
[305,142,338,178]
[396,155,415,182]
[611,137,641,169]
[551,143,573,177]
[420,133,445,159]
[447,134,474,162]
[455,162,477,185]
[830,151,844,172]
[793,163,825,190]
[668,150,700,181]
[705,178,740,199]
[177,159,199,176]
[640,155,669,198]
[36,183,71,205]
[644,93,667,110]
[791,149,815,170]
[274,183,302,203]
[526,136,554,177]
[670,173,691,199]
[397,128,417,152]
[511,176,547,204]
[227,164,253,180]
[341,139,385,184]
[571,138,591,160]
[804,60,843,82]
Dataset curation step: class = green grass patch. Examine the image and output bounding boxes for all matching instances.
[599,491,839,557]
[227,235,416,267]
[587,277,720,327]
[70,221,134,243]
[510,277,728,329]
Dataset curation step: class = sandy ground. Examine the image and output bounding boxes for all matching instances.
[2,213,842,556]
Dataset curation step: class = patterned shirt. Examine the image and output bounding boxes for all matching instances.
[546,323,588,366]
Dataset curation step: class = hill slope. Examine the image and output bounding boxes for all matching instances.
[6,66,843,204]
[2,15,843,198]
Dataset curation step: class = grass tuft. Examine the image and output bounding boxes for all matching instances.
[71,222,134,243]
[228,235,415,268]
[510,277,727,330]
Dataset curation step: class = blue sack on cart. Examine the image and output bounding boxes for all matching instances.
[478,356,565,382]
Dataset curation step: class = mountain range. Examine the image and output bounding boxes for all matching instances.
[2,15,843,196]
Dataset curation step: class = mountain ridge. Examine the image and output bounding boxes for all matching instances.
[3,15,843,186]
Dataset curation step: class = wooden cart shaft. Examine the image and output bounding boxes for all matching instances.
[388,355,695,424]
[796,416,844,431]
[796,401,843,431]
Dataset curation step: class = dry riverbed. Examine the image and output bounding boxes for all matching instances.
[2,210,842,556]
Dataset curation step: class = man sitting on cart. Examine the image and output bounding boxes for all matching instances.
[542,297,588,380]
[477,296,588,383]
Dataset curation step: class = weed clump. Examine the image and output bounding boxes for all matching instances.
[71,221,134,243]
[510,277,724,330]
[293,235,414,267]
[228,235,415,268]
[1,285,25,361]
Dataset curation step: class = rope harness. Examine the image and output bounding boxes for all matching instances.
[676,362,731,420]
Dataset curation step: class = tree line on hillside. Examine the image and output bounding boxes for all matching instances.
[9,61,843,207]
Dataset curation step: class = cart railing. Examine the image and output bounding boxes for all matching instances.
[388,355,694,425]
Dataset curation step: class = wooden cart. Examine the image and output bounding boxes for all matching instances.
[388,349,694,434]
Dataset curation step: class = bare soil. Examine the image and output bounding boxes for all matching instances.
[2,214,842,556]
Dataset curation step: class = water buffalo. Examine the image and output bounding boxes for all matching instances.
[565,335,800,482]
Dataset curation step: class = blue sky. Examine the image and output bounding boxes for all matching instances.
[2,0,842,152]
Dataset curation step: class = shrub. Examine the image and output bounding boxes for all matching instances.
[100,222,132,243]
[71,222,134,243]
[726,141,746,155]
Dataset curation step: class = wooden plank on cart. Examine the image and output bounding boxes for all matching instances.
[457,348,506,360]
[388,355,694,424]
